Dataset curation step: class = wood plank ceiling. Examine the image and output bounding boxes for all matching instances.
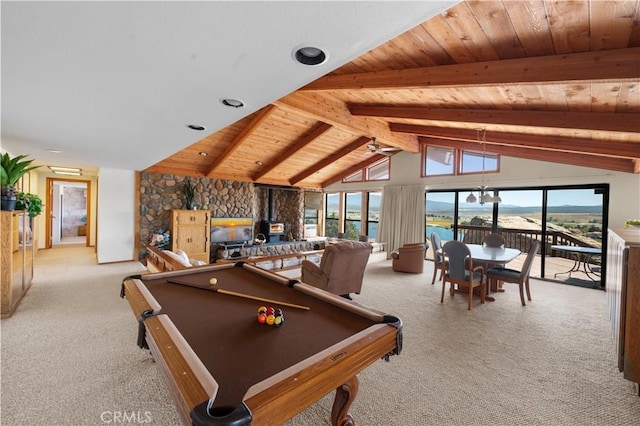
[146,0,640,188]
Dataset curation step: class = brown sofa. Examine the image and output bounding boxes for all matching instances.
[391,243,427,273]
[300,240,372,297]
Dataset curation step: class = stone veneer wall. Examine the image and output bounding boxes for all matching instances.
[139,172,308,260]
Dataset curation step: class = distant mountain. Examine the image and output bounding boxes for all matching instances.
[333,195,601,215]
[428,200,602,214]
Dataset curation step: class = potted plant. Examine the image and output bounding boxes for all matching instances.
[182,179,196,210]
[15,192,43,217]
[1,153,40,211]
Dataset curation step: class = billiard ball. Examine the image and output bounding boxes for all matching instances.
[266,307,275,315]
[209,277,218,286]
[257,306,267,314]
[257,313,267,324]
[274,316,284,327]
[266,314,275,325]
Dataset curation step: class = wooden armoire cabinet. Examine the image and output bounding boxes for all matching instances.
[1,211,36,318]
[607,227,640,394]
[170,210,211,263]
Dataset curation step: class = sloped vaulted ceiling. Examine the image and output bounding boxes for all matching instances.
[147,0,640,188]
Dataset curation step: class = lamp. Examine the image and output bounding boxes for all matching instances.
[465,129,501,205]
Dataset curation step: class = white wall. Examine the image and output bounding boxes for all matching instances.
[328,152,640,229]
[96,168,135,263]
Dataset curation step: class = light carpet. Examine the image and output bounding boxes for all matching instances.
[1,247,639,425]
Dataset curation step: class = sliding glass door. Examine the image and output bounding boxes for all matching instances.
[545,188,604,287]
[495,190,543,279]
[425,184,608,288]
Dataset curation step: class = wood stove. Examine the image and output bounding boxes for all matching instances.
[259,186,287,243]
[260,220,285,243]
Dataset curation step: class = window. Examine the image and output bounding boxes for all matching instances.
[423,145,454,176]
[367,191,381,239]
[325,193,340,237]
[323,191,380,240]
[344,192,362,239]
[460,150,498,174]
[343,158,390,183]
[422,144,500,177]
[366,159,389,181]
[426,191,456,257]
[342,170,363,183]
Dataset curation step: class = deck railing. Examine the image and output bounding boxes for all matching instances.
[456,225,601,264]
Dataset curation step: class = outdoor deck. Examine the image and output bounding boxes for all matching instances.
[425,224,604,289]
[426,250,602,289]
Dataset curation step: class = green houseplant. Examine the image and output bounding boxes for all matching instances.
[182,179,196,210]
[625,219,640,228]
[1,153,40,211]
[15,192,43,217]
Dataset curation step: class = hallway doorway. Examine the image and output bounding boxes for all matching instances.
[46,178,91,249]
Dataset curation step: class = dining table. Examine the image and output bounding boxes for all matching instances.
[439,243,522,302]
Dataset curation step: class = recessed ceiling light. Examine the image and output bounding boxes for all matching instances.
[255,161,264,166]
[294,46,327,66]
[221,98,244,108]
[48,149,62,154]
[187,124,206,131]
[199,152,208,157]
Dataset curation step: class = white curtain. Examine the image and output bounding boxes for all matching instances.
[378,185,426,256]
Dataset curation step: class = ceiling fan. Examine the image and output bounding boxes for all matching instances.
[366,137,401,156]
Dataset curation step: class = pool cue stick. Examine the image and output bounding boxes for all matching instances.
[214,288,311,311]
[166,279,311,311]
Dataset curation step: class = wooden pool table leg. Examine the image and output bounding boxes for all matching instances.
[331,375,359,426]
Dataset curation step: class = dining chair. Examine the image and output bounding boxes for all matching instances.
[485,240,540,306]
[430,232,444,285]
[482,232,505,248]
[479,232,506,290]
[440,240,485,310]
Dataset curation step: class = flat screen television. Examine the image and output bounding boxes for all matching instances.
[211,217,254,244]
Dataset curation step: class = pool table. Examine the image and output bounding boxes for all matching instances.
[121,262,402,425]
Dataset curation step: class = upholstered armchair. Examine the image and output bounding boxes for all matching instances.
[301,240,372,297]
[391,243,427,273]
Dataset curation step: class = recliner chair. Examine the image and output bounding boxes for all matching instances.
[391,243,427,273]
[301,240,372,297]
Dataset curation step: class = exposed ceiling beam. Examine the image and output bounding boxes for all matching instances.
[321,153,388,187]
[419,136,640,173]
[253,122,333,181]
[391,123,640,158]
[350,106,640,134]
[290,136,371,185]
[273,92,419,153]
[301,47,640,91]
[205,104,277,177]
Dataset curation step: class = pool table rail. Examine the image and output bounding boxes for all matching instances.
[239,323,400,425]
[144,314,217,425]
